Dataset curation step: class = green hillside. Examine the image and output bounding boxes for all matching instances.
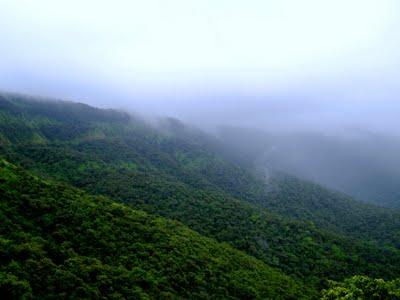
[157,120,400,248]
[1,92,400,298]
[0,159,305,299]
[261,174,400,246]
[2,93,400,246]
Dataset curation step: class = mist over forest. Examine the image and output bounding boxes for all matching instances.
[1,1,400,299]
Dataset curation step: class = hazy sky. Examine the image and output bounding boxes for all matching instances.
[1,0,399,131]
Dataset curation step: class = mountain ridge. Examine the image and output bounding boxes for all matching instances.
[1,92,400,298]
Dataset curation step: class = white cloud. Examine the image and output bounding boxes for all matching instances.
[0,0,399,131]
[1,0,398,75]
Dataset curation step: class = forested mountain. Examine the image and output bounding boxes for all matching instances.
[0,159,306,299]
[150,115,400,249]
[1,92,400,298]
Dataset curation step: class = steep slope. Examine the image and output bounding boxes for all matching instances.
[158,122,400,248]
[1,93,400,295]
[0,159,305,299]
[2,92,399,250]
[261,174,400,247]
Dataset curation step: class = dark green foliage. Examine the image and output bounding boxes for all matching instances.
[158,123,400,250]
[4,136,400,290]
[321,276,400,299]
[1,93,400,298]
[141,121,400,249]
[0,160,305,299]
[260,174,400,247]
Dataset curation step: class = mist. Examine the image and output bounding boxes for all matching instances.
[1,0,400,132]
[2,0,400,206]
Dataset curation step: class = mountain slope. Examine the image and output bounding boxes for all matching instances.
[160,123,400,248]
[2,92,400,250]
[0,159,305,299]
[1,93,400,295]
[262,174,400,247]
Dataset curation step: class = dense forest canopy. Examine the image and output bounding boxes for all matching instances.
[0,93,399,299]
[0,159,311,299]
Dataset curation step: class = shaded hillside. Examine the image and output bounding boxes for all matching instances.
[158,123,400,248]
[2,92,399,250]
[1,93,400,296]
[0,159,305,299]
[263,174,400,247]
